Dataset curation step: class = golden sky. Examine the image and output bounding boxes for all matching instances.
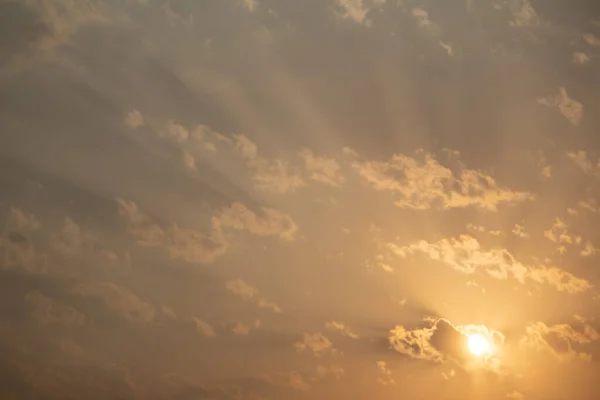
[1,0,600,399]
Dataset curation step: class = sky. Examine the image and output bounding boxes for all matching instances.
[1,0,600,399]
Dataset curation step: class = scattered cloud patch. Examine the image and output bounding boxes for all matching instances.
[353,150,533,210]
[537,87,583,126]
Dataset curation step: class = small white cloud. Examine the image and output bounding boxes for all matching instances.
[335,0,369,25]
[125,110,144,128]
[299,149,345,187]
[509,0,539,27]
[572,52,591,65]
[439,41,453,56]
[192,317,216,337]
[226,279,282,313]
[512,224,529,238]
[325,321,359,338]
[412,8,434,30]
[537,87,583,126]
[583,33,600,47]
[376,361,395,385]
[242,0,258,12]
[294,333,334,356]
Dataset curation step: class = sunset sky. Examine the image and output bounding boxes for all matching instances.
[2,0,600,399]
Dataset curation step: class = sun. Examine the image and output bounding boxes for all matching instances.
[467,333,491,357]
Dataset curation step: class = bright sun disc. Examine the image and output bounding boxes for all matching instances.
[467,334,490,357]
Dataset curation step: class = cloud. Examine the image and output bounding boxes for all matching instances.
[116,199,166,247]
[0,207,42,271]
[117,199,296,264]
[506,391,525,399]
[583,33,600,47]
[439,41,453,56]
[50,217,96,257]
[7,206,40,231]
[412,8,435,31]
[512,224,529,238]
[241,0,258,12]
[390,317,505,369]
[264,371,310,391]
[508,0,539,27]
[25,291,85,325]
[334,0,370,26]
[226,279,281,313]
[568,151,599,175]
[520,317,599,361]
[390,235,590,293]
[233,135,305,194]
[0,231,38,270]
[124,110,144,129]
[376,361,395,385]
[298,149,345,187]
[214,202,298,242]
[191,317,216,337]
[325,321,359,339]
[232,320,260,335]
[125,113,218,170]
[294,333,334,356]
[72,281,155,323]
[537,87,583,126]
[353,150,533,210]
[572,52,591,65]
[316,365,345,380]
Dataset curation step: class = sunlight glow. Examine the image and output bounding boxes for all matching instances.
[467,333,491,357]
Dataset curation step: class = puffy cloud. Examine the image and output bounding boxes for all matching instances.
[25,291,84,326]
[537,87,583,126]
[124,110,144,129]
[0,230,38,270]
[412,8,435,31]
[233,135,305,194]
[72,281,155,323]
[353,151,533,211]
[294,333,334,356]
[390,235,590,293]
[520,317,599,361]
[7,206,40,231]
[214,202,298,242]
[164,224,228,264]
[506,391,525,399]
[226,279,281,313]
[116,199,166,247]
[298,149,345,187]
[50,217,96,257]
[508,0,539,27]
[567,151,599,175]
[325,321,359,339]
[512,224,529,238]
[389,317,505,370]
[117,199,296,264]
[334,0,370,26]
